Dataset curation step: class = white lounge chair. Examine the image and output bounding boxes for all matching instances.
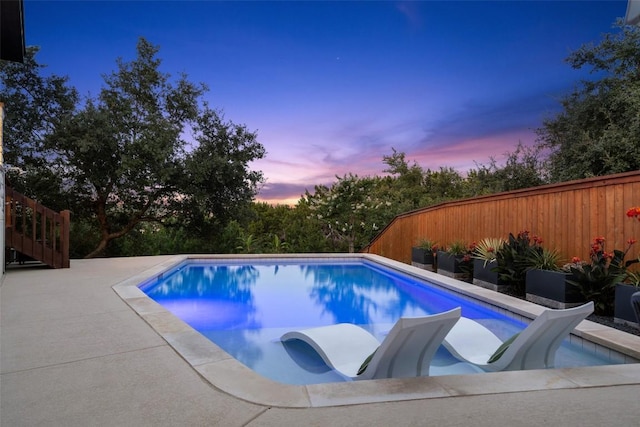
[280,307,461,380]
[442,301,594,372]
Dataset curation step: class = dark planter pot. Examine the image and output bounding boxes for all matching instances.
[411,247,435,265]
[525,269,585,309]
[614,283,640,326]
[437,251,463,275]
[473,259,499,283]
[472,259,507,291]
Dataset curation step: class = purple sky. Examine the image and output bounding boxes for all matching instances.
[23,1,628,204]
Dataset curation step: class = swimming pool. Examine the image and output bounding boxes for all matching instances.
[139,257,620,385]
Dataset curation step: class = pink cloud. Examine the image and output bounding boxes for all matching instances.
[410,130,537,172]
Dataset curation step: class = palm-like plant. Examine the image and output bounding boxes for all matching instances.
[526,248,563,271]
[473,237,506,266]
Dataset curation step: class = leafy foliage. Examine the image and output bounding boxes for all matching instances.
[447,240,468,255]
[416,238,438,252]
[526,248,563,271]
[1,39,265,258]
[0,47,78,210]
[305,174,393,253]
[473,237,506,265]
[0,47,78,168]
[494,231,544,296]
[181,107,265,231]
[48,39,209,257]
[567,237,638,315]
[538,22,640,181]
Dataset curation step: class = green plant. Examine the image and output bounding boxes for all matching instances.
[473,237,506,266]
[567,237,638,315]
[494,231,544,296]
[526,248,563,271]
[624,270,640,287]
[417,239,438,253]
[447,240,467,256]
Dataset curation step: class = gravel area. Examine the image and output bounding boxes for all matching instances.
[588,314,640,336]
[500,287,640,336]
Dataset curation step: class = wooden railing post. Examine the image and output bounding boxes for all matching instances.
[60,210,70,268]
[4,186,71,268]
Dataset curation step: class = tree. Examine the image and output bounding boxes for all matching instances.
[538,22,640,182]
[47,38,206,257]
[305,174,392,253]
[181,106,265,232]
[423,167,465,202]
[2,40,267,258]
[0,46,78,209]
[465,143,547,195]
[382,148,429,210]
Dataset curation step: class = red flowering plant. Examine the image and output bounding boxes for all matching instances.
[627,207,640,221]
[459,241,478,282]
[439,240,477,281]
[625,207,640,286]
[417,239,439,255]
[566,236,638,315]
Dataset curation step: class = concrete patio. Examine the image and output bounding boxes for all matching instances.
[1,255,640,426]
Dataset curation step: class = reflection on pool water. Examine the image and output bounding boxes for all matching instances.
[139,258,618,385]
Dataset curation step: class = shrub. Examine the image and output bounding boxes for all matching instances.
[417,238,438,253]
[567,237,637,315]
[526,248,563,271]
[494,231,544,296]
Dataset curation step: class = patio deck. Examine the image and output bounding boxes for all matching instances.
[1,256,639,426]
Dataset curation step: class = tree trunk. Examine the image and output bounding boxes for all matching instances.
[84,238,109,259]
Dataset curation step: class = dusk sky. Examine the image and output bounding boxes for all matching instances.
[23,1,629,204]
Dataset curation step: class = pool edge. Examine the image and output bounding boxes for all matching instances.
[112,253,640,408]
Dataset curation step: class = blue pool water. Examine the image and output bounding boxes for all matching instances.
[139,258,617,385]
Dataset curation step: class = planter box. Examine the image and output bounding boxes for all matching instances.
[614,283,640,327]
[411,247,435,271]
[436,251,465,279]
[472,259,508,292]
[525,269,585,309]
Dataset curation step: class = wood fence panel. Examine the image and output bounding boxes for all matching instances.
[365,171,640,265]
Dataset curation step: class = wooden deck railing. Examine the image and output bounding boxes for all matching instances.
[363,171,640,266]
[5,186,70,268]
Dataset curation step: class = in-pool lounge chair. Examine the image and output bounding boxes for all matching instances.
[280,307,461,380]
[442,301,594,372]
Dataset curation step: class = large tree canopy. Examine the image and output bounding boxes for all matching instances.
[181,106,265,231]
[0,46,78,167]
[0,46,78,208]
[50,38,207,257]
[1,38,265,258]
[538,22,640,181]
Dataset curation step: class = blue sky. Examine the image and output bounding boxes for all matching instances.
[23,1,628,204]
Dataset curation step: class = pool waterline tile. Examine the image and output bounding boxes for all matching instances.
[112,253,640,408]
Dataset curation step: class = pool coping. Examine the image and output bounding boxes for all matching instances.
[112,253,640,408]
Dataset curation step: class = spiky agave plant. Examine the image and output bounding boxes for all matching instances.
[473,237,506,267]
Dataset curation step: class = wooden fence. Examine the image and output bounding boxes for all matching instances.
[364,171,640,266]
[5,186,70,268]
